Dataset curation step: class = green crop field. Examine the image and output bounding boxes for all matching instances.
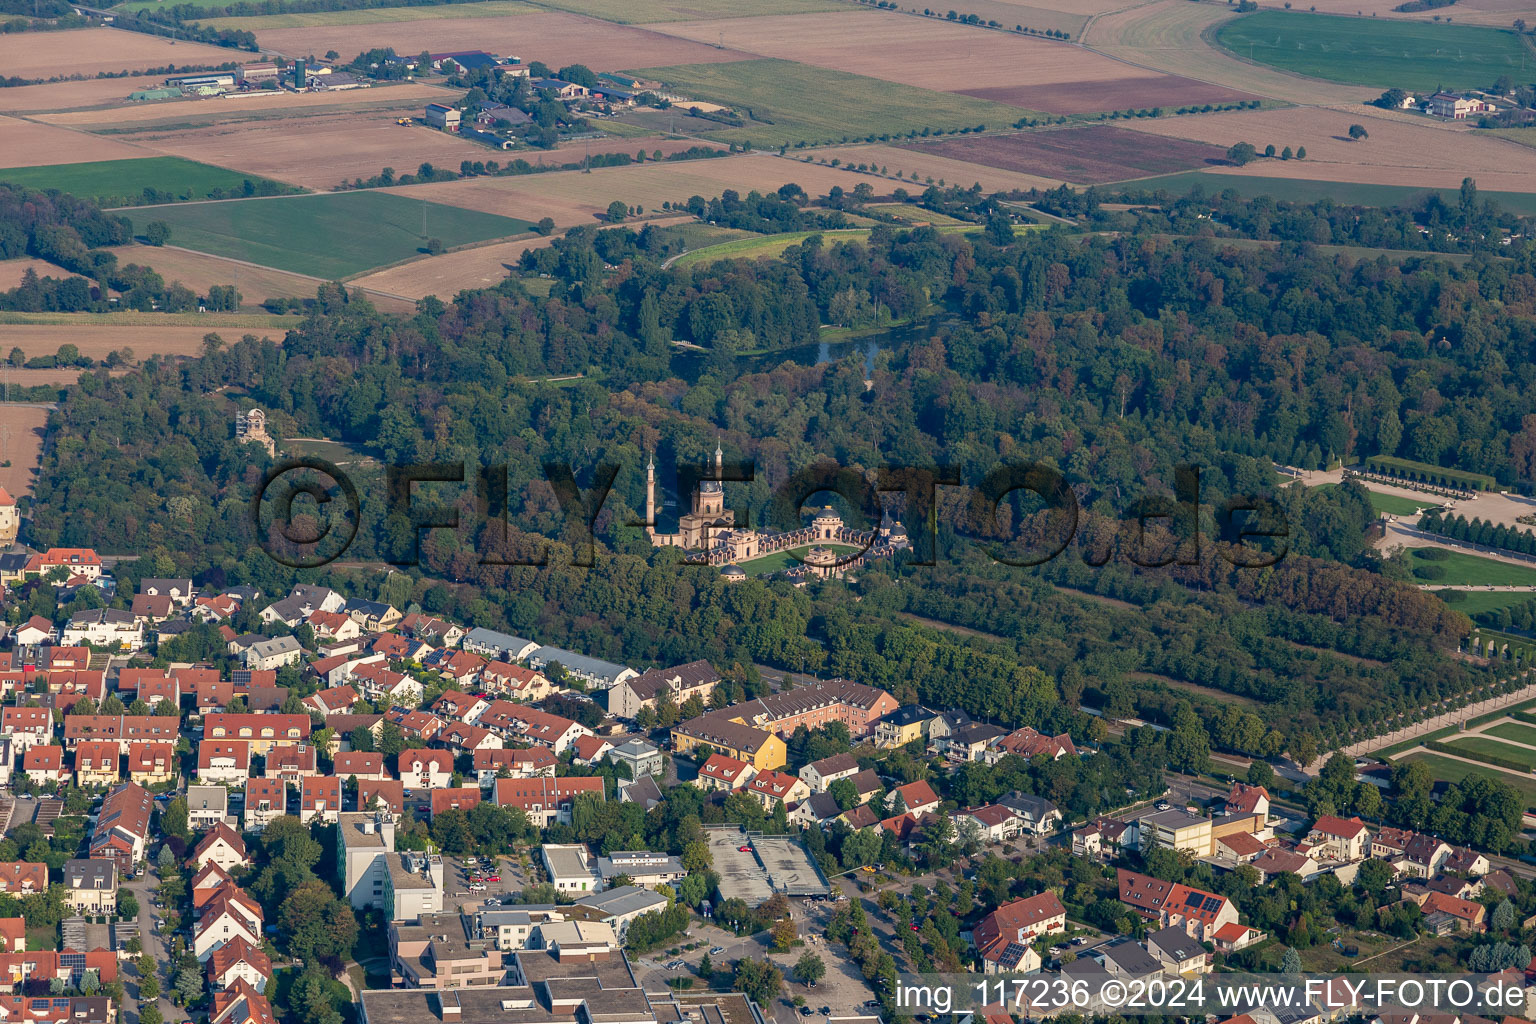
[1409,548,1536,587]
[1444,735,1536,770]
[1214,11,1532,92]
[126,192,532,279]
[1118,171,1536,217]
[523,0,842,23]
[1396,751,1536,807]
[1484,722,1536,747]
[0,157,299,207]
[626,59,1034,147]
[738,542,862,576]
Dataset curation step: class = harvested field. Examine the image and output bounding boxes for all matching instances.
[1081,0,1377,106]
[628,59,1028,146]
[1123,106,1536,193]
[384,154,877,225]
[0,259,68,290]
[1113,171,1536,215]
[903,126,1228,184]
[195,0,532,29]
[0,75,174,113]
[518,0,843,23]
[0,324,260,361]
[0,115,150,169]
[649,11,1175,101]
[801,144,1063,192]
[352,213,698,298]
[0,368,130,387]
[0,25,234,80]
[125,192,532,278]
[0,404,49,499]
[249,11,756,73]
[1215,10,1531,92]
[125,112,508,190]
[103,245,319,302]
[36,83,451,129]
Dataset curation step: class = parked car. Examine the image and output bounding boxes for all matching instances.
[709,947,725,955]
[468,883,487,891]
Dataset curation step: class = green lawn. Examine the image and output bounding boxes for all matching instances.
[1409,547,1536,586]
[1483,721,1536,747]
[1315,483,1428,516]
[737,542,862,575]
[1214,10,1531,92]
[1396,750,1536,808]
[1116,171,1536,217]
[1435,589,1536,617]
[1444,734,1536,770]
[0,156,299,206]
[626,59,1034,147]
[867,202,969,225]
[125,192,532,279]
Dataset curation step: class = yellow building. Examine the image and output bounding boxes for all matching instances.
[874,706,937,749]
[672,713,786,772]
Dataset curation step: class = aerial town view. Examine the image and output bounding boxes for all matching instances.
[8,0,1536,1022]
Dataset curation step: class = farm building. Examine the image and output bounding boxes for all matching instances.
[1428,92,1489,119]
[476,102,531,128]
[592,87,636,106]
[464,129,514,150]
[425,103,461,131]
[165,73,235,88]
[130,88,182,102]
[532,78,588,100]
[237,63,281,84]
[311,72,367,91]
[430,50,500,72]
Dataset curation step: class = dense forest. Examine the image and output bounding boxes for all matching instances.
[25,184,1536,761]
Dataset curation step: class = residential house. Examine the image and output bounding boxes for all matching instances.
[243,778,286,831]
[458,627,530,659]
[485,705,590,755]
[988,726,1078,763]
[1428,91,1489,118]
[127,742,176,786]
[13,617,54,646]
[541,845,600,893]
[432,690,490,725]
[1138,809,1213,858]
[1420,891,1486,933]
[198,741,252,785]
[244,636,302,672]
[1306,815,1370,863]
[23,549,102,580]
[0,709,50,754]
[697,753,756,793]
[300,776,343,824]
[429,788,482,820]
[479,662,555,701]
[204,714,310,755]
[206,936,273,994]
[192,824,249,873]
[359,779,405,815]
[440,722,502,756]
[60,608,142,650]
[0,863,47,895]
[1073,817,1137,860]
[398,749,454,791]
[608,739,662,780]
[941,722,1008,761]
[1252,848,1322,882]
[671,713,785,771]
[972,892,1063,974]
[889,780,940,817]
[334,752,386,781]
[571,735,613,767]
[953,804,1021,844]
[351,663,422,705]
[607,660,720,720]
[187,785,231,830]
[210,978,277,1024]
[526,646,636,690]
[998,792,1061,835]
[261,585,344,626]
[138,578,195,605]
[1213,831,1266,868]
[1444,847,1492,877]
[89,782,153,873]
[1223,782,1270,822]
[471,747,555,785]
[493,777,604,827]
[303,685,360,716]
[265,744,319,784]
[194,886,264,960]
[873,705,939,749]
[789,792,843,828]
[130,594,175,624]
[423,649,487,687]
[346,601,401,633]
[22,746,66,787]
[746,770,809,811]
[594,851,685,889]
[798,753,859,794]
[1146,926,1210,976]
[62,859,117,915]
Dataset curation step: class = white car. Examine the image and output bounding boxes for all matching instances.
[468,883,487,891]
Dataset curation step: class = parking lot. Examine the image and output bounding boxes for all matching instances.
[443,855,527,912]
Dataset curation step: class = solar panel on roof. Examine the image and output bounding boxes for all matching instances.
[1203,896,1223,912]
[1184,892,1202,907]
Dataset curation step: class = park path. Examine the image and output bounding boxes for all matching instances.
[1339,678,1536,758]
